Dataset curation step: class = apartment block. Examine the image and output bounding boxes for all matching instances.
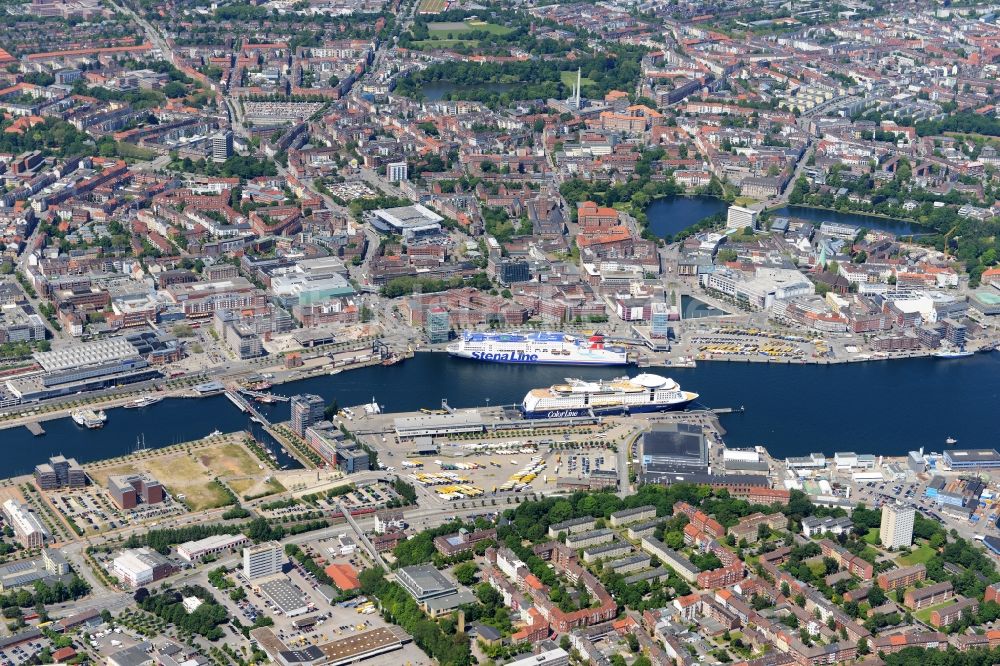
[877,563,926,591]
[930,597,979,628]
[609,505,656,527]
[904,581,953,610]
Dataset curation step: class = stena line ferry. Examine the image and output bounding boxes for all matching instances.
[520,374,698,419]
[446,331,629,366]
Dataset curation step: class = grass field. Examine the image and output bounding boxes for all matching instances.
[915,599,956,625]
[198,442,263,477]
[426,20,512,38]
[418,0,447,14]
[230,476,285,498]
[864,528,881,544]
[412,39,480,48]
[88,439,267,512]
[143,456,231,511]
[427,21,468,31]
[560,70,596,89]
[899,543,936,566]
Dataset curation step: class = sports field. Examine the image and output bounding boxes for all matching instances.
[426,20,512,38]
[418,0,446,14]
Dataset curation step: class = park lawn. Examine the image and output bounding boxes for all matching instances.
[412,39,480,49]
[864,528,880,545]
[915,599,957,625]
[899,543,936,566]
[560,70,596,88]
[943,132,1000,145]
[733,196,759,207]
[427,20,511,38]
[467,20,512,34]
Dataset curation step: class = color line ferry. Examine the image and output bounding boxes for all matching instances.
[520,374,698,419]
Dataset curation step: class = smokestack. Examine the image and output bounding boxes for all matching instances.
[575,67,582,109]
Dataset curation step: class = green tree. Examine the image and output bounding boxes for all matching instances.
[453,562,478,586]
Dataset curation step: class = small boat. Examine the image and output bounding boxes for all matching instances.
[935,348,973,359]
[71,409,107,429]
[123,396,163,409]
[203,429,223,439]
[946,437,957,445]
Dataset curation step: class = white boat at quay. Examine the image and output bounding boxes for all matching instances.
[71,409,107,429]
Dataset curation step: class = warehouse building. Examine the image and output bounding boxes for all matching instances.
[641,423,708,483]
[943,449,1000,469]
[396,565,457,602]
[393,412,485,438]
[0,550,71,592]
[250,625,412,666]
[367,205,443,240]
[177,534,250,562]
[112,548,175,589]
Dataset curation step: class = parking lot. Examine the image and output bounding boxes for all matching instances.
[0,638,51,666]
[45,486,184,535]
[853,476,987,526]
[356,411,629,504]
[230,554,431,665]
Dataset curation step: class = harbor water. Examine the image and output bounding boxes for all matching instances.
[3,352,999,475]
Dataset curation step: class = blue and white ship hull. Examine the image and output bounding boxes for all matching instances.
[447,331,629,366]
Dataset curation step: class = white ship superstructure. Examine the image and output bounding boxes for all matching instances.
[447,331,628,366]
[71,409,107,429]
[520,374,697,418]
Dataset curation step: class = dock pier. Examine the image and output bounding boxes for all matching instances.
[24,422,45,436]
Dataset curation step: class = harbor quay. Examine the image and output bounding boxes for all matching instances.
[0,385,999,666]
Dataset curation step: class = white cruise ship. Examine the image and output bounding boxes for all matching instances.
[447,331,628,366]
[520,374,698,419]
